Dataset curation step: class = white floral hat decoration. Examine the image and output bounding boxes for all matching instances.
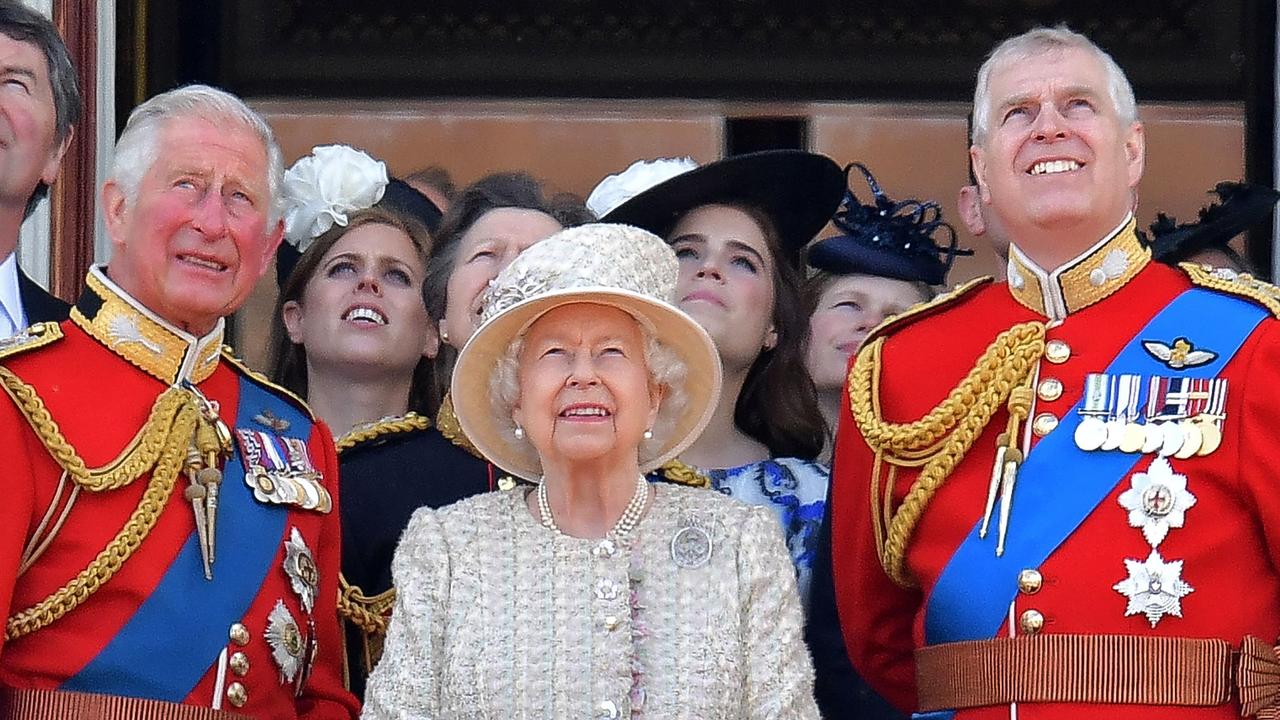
[585,157,698,219]
[281,144,389,252]
[451,223,723,480]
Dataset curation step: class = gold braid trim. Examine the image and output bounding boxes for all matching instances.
[5,401,198,640]
[0,367,192,492]
[849,321,1046,587]
[435,394,483,459]
[656,458,711,488]
[1181,262,1280,318]
[336,413,432,454]
[337,574,394,636]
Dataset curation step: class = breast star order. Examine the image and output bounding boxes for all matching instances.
[1113,549,1194,628]
[1117,457,1196,547]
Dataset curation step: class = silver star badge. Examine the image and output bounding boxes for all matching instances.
[283,527,318,614]
[1117,457,1196,547]
[266,600,305,684]
[1113,549,1194,627]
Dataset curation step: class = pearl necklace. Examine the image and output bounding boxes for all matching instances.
[537,473,650,539]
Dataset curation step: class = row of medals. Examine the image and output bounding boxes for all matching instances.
[1072,374,1226,459]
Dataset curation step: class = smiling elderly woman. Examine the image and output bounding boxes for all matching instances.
[362,224,819,719]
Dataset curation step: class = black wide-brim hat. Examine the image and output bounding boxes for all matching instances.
[1148,182,1280,264]
[275,177,443,288]
[599,149,845,264]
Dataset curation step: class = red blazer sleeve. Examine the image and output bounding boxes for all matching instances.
[830,362,922,714]
[298,420,361,719]
[0,397,37,663]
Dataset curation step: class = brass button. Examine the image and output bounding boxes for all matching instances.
[596,700,620,719]
[1037,377,1063,402]
[1032,413,1059,437]
[228,623,250,647]
[1018,569,1043,594]
[1019,609,1045,635]
[1044,339,1071,364]
[229,651,250,677]
[226,681,247,708]
[497,476,517,491]
[603,615,620,631]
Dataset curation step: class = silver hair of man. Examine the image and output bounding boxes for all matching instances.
[971,25,1138,146]
[107,84,285,226]
[492,319,688,459]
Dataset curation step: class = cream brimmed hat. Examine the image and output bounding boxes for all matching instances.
[451,223,722,480]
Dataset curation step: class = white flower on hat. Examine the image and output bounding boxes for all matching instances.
[282,144,389,251]
[586,157,698,218]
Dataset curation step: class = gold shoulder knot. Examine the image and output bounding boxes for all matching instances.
[865,276,993,345]
[337,574,395,635]
[1181,262,1280,318]
[656,458,710,488]
[0,322,62,362]
[848,318,1047,588]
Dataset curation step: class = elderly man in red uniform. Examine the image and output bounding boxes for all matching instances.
[0,85,359,719]
[819,25,1280,720]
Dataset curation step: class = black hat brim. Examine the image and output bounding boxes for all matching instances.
[599,150,845,263]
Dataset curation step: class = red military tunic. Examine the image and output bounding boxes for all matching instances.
[831,219,1280,719]
[0,268,359,719]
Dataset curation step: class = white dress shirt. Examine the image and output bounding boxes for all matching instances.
[0,251,28,338]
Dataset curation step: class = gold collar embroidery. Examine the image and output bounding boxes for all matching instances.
[71,267,225,385]
[435,393,484,460]
[335,412,432,453]
[1006,216,1149,321]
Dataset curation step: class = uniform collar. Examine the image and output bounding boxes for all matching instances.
[70,266,225,385]
[1005,215,1149,321]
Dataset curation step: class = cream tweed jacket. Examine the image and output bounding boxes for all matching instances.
[362,483,819,719]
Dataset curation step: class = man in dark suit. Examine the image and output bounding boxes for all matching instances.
[0,1,80,334]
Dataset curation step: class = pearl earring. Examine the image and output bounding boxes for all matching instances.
[440,327,450,344]
[514,425,524,441]
[643,429,653,440]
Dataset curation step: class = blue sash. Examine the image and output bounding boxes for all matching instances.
[63,376,310,701]
[914,288,1266,719]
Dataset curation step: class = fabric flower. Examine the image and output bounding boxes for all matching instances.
[1117,456,1196,547]
[282,144,388,251]
[585,157,697,218]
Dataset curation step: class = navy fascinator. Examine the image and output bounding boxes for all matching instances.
[807,163,971,286]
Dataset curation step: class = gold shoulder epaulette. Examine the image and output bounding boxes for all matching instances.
[220,348,316,421]
[1181,263,1280,318]
[865,276,993,345]
[655,458,710,488]
[0,322,62,362]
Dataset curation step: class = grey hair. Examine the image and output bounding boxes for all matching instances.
[108,84,285,225]
[491,319,689,465]
[972,25,1138,146]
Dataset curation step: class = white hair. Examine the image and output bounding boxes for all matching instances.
[108,84,285,225]
[491,316,688,462]
[972,25,1138,146]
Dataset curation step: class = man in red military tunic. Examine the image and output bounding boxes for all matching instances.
[816,25,1280,720]
[0,85,359,718]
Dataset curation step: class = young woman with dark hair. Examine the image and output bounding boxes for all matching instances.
[593,150,844,603]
